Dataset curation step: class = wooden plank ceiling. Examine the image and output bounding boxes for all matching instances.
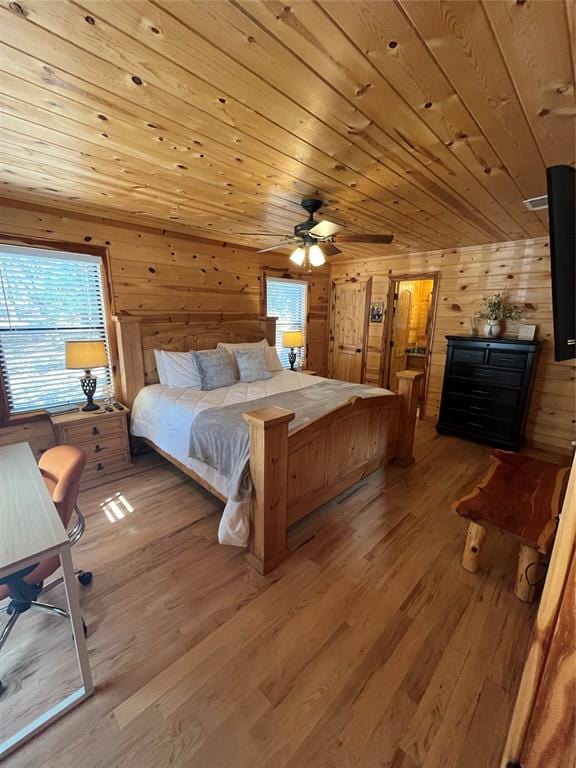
[0,0,574,256]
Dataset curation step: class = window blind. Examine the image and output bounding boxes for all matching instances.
[0,245,111,414]
[266,277,308,368]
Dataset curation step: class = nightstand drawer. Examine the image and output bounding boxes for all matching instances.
[77,433,129,458]
[59,414,125,444]
[83,450,132,483]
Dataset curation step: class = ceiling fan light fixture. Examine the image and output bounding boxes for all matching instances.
[289,246,306,266]
[308,244,326,267]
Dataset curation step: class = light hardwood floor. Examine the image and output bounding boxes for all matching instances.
[1,423,566,768]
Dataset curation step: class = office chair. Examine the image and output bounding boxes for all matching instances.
[0,445,93,694]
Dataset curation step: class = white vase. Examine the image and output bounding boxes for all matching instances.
[484,319,503,338]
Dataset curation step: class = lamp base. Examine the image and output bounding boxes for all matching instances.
[81,402,100,412]
[288,349,297,371]
[80,370,99,411]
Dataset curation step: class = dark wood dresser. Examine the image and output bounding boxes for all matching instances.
[436,336,540,450]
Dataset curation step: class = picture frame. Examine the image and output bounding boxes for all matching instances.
[370,302,384,323]
[517,324,537,341]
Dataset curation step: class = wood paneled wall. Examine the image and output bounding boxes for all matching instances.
[0,199,329,449]
[331,237,575,454]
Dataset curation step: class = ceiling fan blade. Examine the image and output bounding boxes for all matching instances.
[309,219,343,239]
[321,242,342,257]
[336,234,394,244]
[237,232,289,236]
[257,242,295,253]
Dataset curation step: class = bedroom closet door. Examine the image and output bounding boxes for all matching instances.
[329,277,371,383]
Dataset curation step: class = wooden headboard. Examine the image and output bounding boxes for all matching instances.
[112,313,277,406]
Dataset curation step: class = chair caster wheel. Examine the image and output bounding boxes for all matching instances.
[78,571,93,586]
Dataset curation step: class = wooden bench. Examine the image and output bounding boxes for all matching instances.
[452,450,570,602]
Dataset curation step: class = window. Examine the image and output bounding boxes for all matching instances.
[266,276,308,368]
[0,244,110,415]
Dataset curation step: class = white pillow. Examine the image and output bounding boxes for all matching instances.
[218,339,269,376]
[154,350,202,388]
[154,350,168,385]
[266,346,284,372]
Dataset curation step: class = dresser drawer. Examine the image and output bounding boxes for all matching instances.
[59,415,125,444]
[83,450,132,483]
[446,378,519,404]
[442,409,515,441]
[444,393,515,421]
[452,347,485,365]
[486,349,527,369]
[450,363,524,388]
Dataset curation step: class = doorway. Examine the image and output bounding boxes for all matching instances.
[383,274,438,416]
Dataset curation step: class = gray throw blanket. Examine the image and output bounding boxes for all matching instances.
[188,379,388,503]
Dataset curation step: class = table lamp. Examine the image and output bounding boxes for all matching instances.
[282,330,303,371]
[65,340,108,411]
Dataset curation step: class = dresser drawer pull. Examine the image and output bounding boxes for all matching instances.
[469,405,487,412]
[96,462,103,472]
[91,426,100,436]
[471,389,489,395]
[94,444,102,453]
[467,421,484,428]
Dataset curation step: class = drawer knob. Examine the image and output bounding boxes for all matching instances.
[94,444,102,453]
[92,426,100,436]
[96,462,103,472]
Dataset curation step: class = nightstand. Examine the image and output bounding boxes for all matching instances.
[50,404,131,486]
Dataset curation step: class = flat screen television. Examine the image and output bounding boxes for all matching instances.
[546,164,575,361]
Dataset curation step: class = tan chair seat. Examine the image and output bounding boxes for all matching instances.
[0,556,61,602]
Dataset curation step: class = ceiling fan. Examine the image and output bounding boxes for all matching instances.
[238,199,394,269]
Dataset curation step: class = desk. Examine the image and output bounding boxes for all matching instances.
[0,442,94,759]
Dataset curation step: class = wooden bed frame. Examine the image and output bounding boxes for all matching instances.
[113,313,423,574]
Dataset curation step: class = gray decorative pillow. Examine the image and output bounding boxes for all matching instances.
[233,348,273,383]
[191,348,237,390]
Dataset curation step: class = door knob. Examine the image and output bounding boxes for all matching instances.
[356,348,362,353]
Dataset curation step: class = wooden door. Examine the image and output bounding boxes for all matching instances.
[329,278,371,382]
[388,288,412,391]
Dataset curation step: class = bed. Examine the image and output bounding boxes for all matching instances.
[113,313,423,574]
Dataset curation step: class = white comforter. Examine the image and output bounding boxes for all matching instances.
[131,371,325,545]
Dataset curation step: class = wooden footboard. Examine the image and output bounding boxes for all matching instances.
[244,371,423,574]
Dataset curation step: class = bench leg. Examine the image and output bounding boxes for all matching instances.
[515,545,542,602]
[462,521,486,573]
